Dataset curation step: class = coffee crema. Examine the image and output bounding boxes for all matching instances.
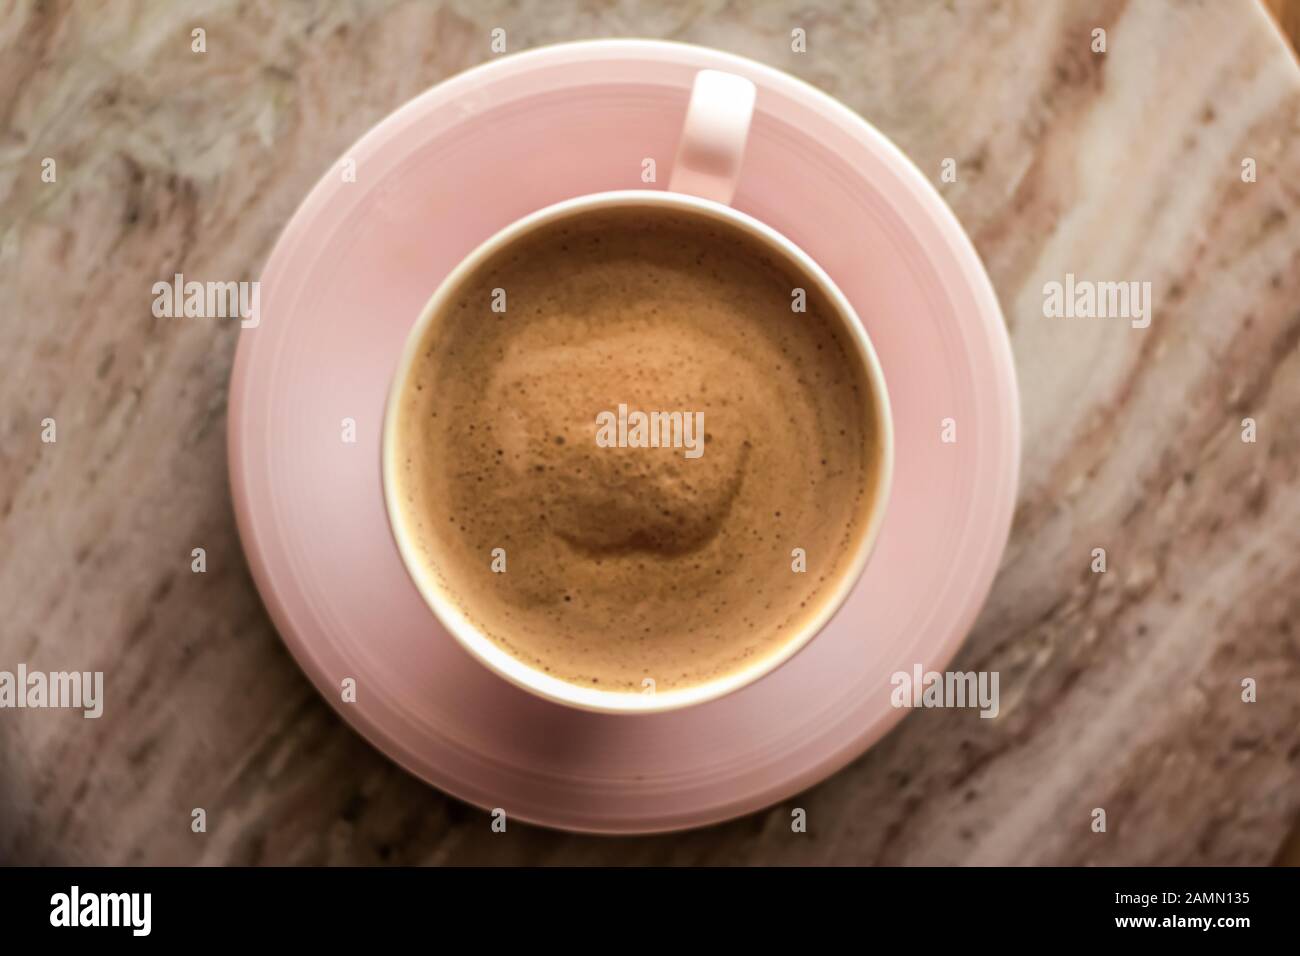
[391,206,883,693]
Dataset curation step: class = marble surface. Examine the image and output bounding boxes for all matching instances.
[2,0,1299,865]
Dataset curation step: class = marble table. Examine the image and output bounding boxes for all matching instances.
[2,0,1298,865]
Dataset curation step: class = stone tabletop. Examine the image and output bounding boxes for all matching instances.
[2,1,1299,865]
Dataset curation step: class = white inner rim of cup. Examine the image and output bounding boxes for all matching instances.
[382,190,894,714]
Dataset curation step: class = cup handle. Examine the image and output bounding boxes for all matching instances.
[668,70,757,206]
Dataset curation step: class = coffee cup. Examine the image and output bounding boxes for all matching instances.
[382,70,893,713]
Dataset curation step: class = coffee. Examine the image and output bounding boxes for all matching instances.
[390,205,884,693]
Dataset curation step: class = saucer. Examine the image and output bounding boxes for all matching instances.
[228,40,1019,833]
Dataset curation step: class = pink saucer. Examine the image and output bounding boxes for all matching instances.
[228,40,1019,833]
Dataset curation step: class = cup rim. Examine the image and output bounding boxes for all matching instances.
[381,189,894,714]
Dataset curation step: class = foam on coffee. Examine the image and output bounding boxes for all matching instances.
[392,206,883,693]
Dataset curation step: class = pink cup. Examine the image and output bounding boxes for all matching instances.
[382,70,894,714]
